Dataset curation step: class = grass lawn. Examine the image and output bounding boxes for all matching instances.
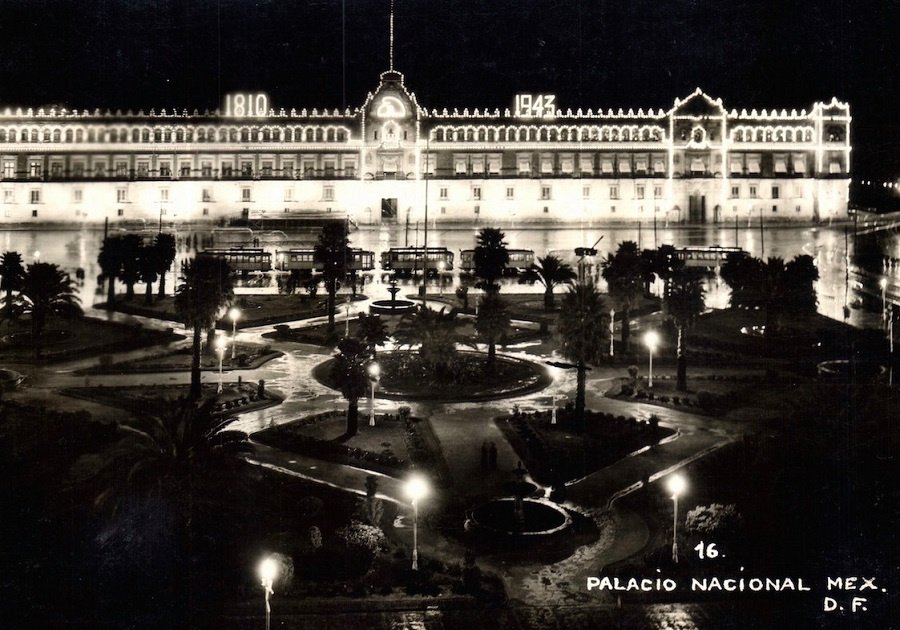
[96,293,368,328]
[78,343,283,374]
[0,316,183,364]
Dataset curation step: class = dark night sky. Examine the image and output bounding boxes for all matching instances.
[0,0,897,177]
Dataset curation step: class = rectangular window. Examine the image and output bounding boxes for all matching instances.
[540,157,554,174]
[241,187,251,202]
[72,162,85,177]
[93,162,106,178]
[137,161,149,178]
[221,164,233,178]
[543,206,549,214]
[116,188,127,203]
[201,162,213,178]
[636,185,645,199]
[473,186,482,201]
[283,161,294,178]
[454,158,467,175]
[422,154,435,176]
[159,163,171,178]
[115,161,128,177]
[772,205,778,213]
[284,188,294,202]
[160,208,167,216]
[517,157,531,174]
[241,162,253,177]
[796,205,802,213]
[261,161,273,177]
[471,157,484,175]
[50,162,62,178]
[474,205,480,215]
[611,205,616,213]
[322,185,334,201]
[30,189,40,204]
[653,186,662,199]
[541,186,551,200]
[749,185,758,198]
[32,209,38,218]
[117,208,124,217]
[731,185,740,198]
[29,161,42,178]
[202,207,209,216]
[582,186,591,199]
[609,185,619,200]
[506,187,515,200]
[160,189,168,202]
[2,162,14,179]
[3,190,13,203]
[179,163,191,178]
[73,189,82,203]
[771,185,780,199]
[439,187,448,200]
[202,189,212,202]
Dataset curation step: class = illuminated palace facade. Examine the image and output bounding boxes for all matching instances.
[0,70,850,226]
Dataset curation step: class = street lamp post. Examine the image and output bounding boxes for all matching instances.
[368,362,380,427]
[609,308,616,357]
[667,474,686,564]
[644,330,660,388]
[258,556,278,630]
[551,394,561,425]
[880,278,888,325]
[438,260,446,295]
[345,294,352,337]
[228,307,241,361]
[405,475,429,571]
[215,336,227,394]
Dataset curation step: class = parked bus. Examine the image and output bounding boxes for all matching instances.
[198,247,272,272]
[275,248,375,272]
[380,247,454,275]
[459,248,534,273]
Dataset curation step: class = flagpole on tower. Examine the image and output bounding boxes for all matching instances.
[389,0,395,71]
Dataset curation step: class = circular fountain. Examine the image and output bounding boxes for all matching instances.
[369,280,417,315]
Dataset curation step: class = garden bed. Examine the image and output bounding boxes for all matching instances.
[496,407,675,485]
[78,345,283,375]
[313,350,551,402]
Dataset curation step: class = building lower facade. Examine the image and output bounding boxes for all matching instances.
[0,71,851,226]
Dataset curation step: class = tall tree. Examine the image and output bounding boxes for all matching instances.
[4,262,82,357]
[138,245,160,305]
[0,251,25,320]
[601,241,645,352]
[664,266,706,391]
[154,232,177,299]
[520,254,577,310]
[119,233,144,302]
[395,306,469,377]
[175,256,234,399]
[558,283,610,427]
[357,313,389,358]
[475,293,511,367]
[473,227,509,293]
[331,337,370,437]
[314,222,350,331]
[784,254,819,315]
[97,237,124,306]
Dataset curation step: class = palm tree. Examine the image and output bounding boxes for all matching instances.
[138,245,159,305]
[357,313,389,357]
[0,251,25,320]
[664,267,706,391]
[4,262,82,357]
[314,222,350,331]
[473,227,509,293]
[475,293,510,366]
[520,254,577,310]
[97,236,124,306]
[69,397,249,618]
[331,337,370,437]
[175,255,234,400]
[154,232,177,299]
[601,241,645,352]
[784,254,819,315]
[119,233,144,302]
[558,282,610,427]
[395,306,469,377]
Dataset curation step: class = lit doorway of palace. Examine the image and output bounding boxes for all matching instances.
[381,198,398,220]
[688,193,707,223]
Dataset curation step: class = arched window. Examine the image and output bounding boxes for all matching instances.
[435,129,444,142]
[315,128,323,142]
[0,130,5,143]
[240,129,249,142]
[466,129,474,142]
[88,129,96,143]
[785,130,793,142]
[337,129,346,142]
[176,129,185,142]
[478,129,486,142]
[327,128,335,142]
[305,128,313,142]
[75,129,83,142]
[52,129,60,142]
[197,129,206,142]
[119,129,127,142]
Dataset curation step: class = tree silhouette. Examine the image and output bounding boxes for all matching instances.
[119,234,144,302]
[601,241,644,352]
[314,222,350,331]
[395,306,469,377]
[331,337,370,437]
[558,283,610,426]
[4,262,82,357]
[520,254,577,310]
[154,232,177,298]
[664,266,706,391]
[473,227,509,293]
[138,245,160,305]
[0,251,25,320]
[357,313,389,358]
[175,256,234,399]
[475,293,510,367]
[97,237,124,306]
